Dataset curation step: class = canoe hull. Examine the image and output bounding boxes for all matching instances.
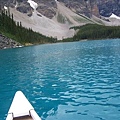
[6,91,41,120]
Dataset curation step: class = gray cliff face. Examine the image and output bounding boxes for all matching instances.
[0,0,120,18]
[97,0,120,17]
[57,0,99,17]
[0,0,57,18]
[36,0,57,19]
[58,0,120,17]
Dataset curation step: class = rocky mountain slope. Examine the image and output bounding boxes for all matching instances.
[0,34,22,49]
[0,0,120,40]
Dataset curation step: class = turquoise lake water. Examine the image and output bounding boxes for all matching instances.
[0,39,120,120]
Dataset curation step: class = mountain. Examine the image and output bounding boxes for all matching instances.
[0,0,120,40]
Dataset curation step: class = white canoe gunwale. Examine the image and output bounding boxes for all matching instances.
[6,91,41,120]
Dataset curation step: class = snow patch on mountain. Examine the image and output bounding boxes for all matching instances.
[27,0,38,9]
[110,13,120,20]
[4,6,8,10]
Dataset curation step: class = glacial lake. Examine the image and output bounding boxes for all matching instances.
[0,39,120,120]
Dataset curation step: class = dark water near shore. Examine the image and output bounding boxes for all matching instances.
[0,39,120,120]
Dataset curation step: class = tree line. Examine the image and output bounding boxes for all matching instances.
[0,9,57,45]
[1,9,120,44]
[62,24,120,42]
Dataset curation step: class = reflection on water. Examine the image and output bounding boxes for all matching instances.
[0,39,120,120]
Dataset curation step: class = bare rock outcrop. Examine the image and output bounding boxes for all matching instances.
[0,34,22,49]
[0,0,120,19]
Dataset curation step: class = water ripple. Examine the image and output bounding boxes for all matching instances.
[0,39,120,120]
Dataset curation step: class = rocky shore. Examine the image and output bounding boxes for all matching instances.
[0,34,23,49]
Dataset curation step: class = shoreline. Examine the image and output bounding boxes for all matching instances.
[1,36,120,50]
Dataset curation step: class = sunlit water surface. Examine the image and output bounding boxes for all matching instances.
[0,39,120,120]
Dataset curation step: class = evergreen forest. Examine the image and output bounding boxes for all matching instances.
[62,24,120,42]
[0,10,57,45]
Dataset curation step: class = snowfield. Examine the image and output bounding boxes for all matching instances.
[27,0,38,9]
[110,13,120,20]
[4,6,8,10]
